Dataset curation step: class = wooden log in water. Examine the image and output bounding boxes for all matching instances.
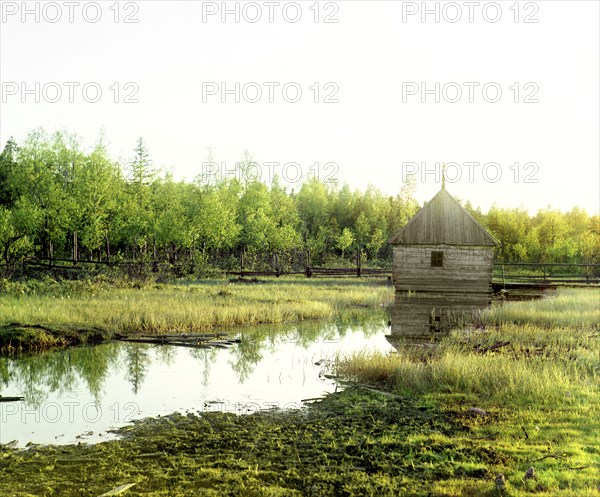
[117,337,211,348]
[115,332,227,341]
[140,333,228,340]
[202,340,241,346]
[115,334,240,349]
[0,396,24,402]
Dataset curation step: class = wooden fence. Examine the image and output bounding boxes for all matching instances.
[227,267,389,278]
[16,257,190,279]
[4,257,600,286]
[493,262,600,286]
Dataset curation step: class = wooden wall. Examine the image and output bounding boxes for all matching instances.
[392,245,495,296]
[388,244,495,343]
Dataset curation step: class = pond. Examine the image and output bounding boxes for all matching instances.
[0,315,392,448]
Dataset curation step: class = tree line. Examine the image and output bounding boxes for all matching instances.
[0,129,598,275]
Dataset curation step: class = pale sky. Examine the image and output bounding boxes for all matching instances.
[1,0,598,214]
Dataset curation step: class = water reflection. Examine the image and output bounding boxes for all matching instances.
[124,346,151,395]
[0,312,390,447]
[387,294,484,346]
[1,344,122,408]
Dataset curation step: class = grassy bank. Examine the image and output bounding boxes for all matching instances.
[337,288,600,496]
[0,277,393,353]
[0,387,503,497]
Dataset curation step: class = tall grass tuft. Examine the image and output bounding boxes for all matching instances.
[481,287,600,329]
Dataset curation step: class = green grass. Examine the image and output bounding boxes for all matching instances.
[336,288,600,496]
[481,287,600,328]
[0,277,393,353]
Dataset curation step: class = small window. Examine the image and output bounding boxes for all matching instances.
[431,251,443,267]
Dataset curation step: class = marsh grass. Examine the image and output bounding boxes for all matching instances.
[481,287,600,329]
[336,288,600,496]
[0,277,393,352]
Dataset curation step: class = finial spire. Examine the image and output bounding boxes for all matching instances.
[442,163,446,191]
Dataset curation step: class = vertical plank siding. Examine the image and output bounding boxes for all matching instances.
[392,245,495,296]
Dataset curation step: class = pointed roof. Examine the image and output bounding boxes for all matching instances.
[389,188,497,246]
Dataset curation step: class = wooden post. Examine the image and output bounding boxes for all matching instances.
[73,230,78,265]
[356,248,362,277]
[240,248,245,278]
[275,253,280,277]
[49,240,54,268]
[305,249,312,278]
[105,233,111,262]
[152,237,158,273]
[501,263,505,289]
[170,242,177,263]
[190,242,195,274]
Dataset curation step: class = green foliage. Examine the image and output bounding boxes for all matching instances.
[336,227,355,258]
[192,183,240,252]
[472,204,600,264]
[0,129,597,274]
